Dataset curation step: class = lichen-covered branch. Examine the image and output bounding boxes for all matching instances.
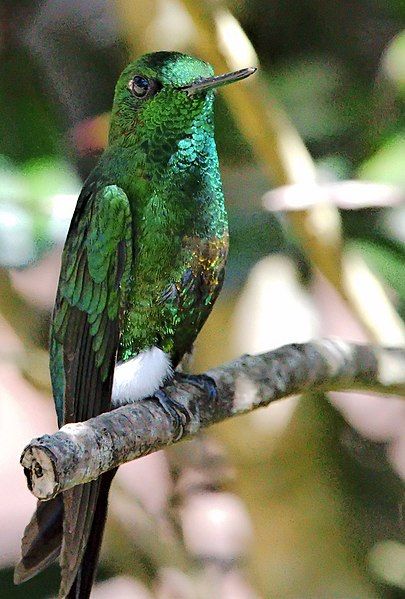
[21,339,405,501]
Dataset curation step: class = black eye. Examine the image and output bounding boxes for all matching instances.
[130,75,150,98]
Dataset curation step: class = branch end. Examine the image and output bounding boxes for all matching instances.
[20,445,60,500]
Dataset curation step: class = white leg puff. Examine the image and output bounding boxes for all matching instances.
[112,347,173,406]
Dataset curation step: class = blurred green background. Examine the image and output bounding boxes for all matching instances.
[0,1,404,598]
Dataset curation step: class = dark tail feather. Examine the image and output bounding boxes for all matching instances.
[65,469,116,599]
[14,495,63,584]
[15,469,116,598]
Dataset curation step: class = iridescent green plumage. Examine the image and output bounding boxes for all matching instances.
[51,184,132,423]
[108,53,229,361]
[16,51,255,599]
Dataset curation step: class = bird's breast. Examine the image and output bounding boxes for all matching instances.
[119,230,228,362]
[179,233,229,298]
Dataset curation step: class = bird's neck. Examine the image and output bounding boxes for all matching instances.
[105,125,227,240]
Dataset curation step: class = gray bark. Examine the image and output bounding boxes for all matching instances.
[20,339,405,501]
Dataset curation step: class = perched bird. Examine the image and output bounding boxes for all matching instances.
[15,51,255,598]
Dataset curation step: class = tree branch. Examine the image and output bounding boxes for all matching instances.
[20,339,405,501]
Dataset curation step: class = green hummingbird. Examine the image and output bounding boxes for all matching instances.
[15,51,255,598]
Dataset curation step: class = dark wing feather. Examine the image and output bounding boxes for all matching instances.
[49,184,132,598]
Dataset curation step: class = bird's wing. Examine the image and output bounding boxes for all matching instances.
[50,183,132,597]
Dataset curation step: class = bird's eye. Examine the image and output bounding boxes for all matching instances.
[129,75,162,100]
[130,75,150,98]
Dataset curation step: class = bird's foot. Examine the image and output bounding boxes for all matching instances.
[152,374,217,441]
[174,372,218,402]
[153,389,190,441]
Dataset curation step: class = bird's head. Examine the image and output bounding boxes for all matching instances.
[108,51,255,148]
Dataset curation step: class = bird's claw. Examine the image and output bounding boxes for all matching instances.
[153,389,190,441]
[153,374,217,441]
[174,372,218,401]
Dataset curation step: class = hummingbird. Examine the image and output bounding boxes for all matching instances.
[15,51,255,598]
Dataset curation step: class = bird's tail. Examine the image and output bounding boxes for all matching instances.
[14,495,63,584]
[64,470,116,599]
[14,470,116,599]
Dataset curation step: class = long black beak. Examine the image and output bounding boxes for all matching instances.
[177,67,256,95]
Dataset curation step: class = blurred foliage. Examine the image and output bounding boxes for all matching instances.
[359,135,405,186]
[0,1,404,598]
[0,155,80,266]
